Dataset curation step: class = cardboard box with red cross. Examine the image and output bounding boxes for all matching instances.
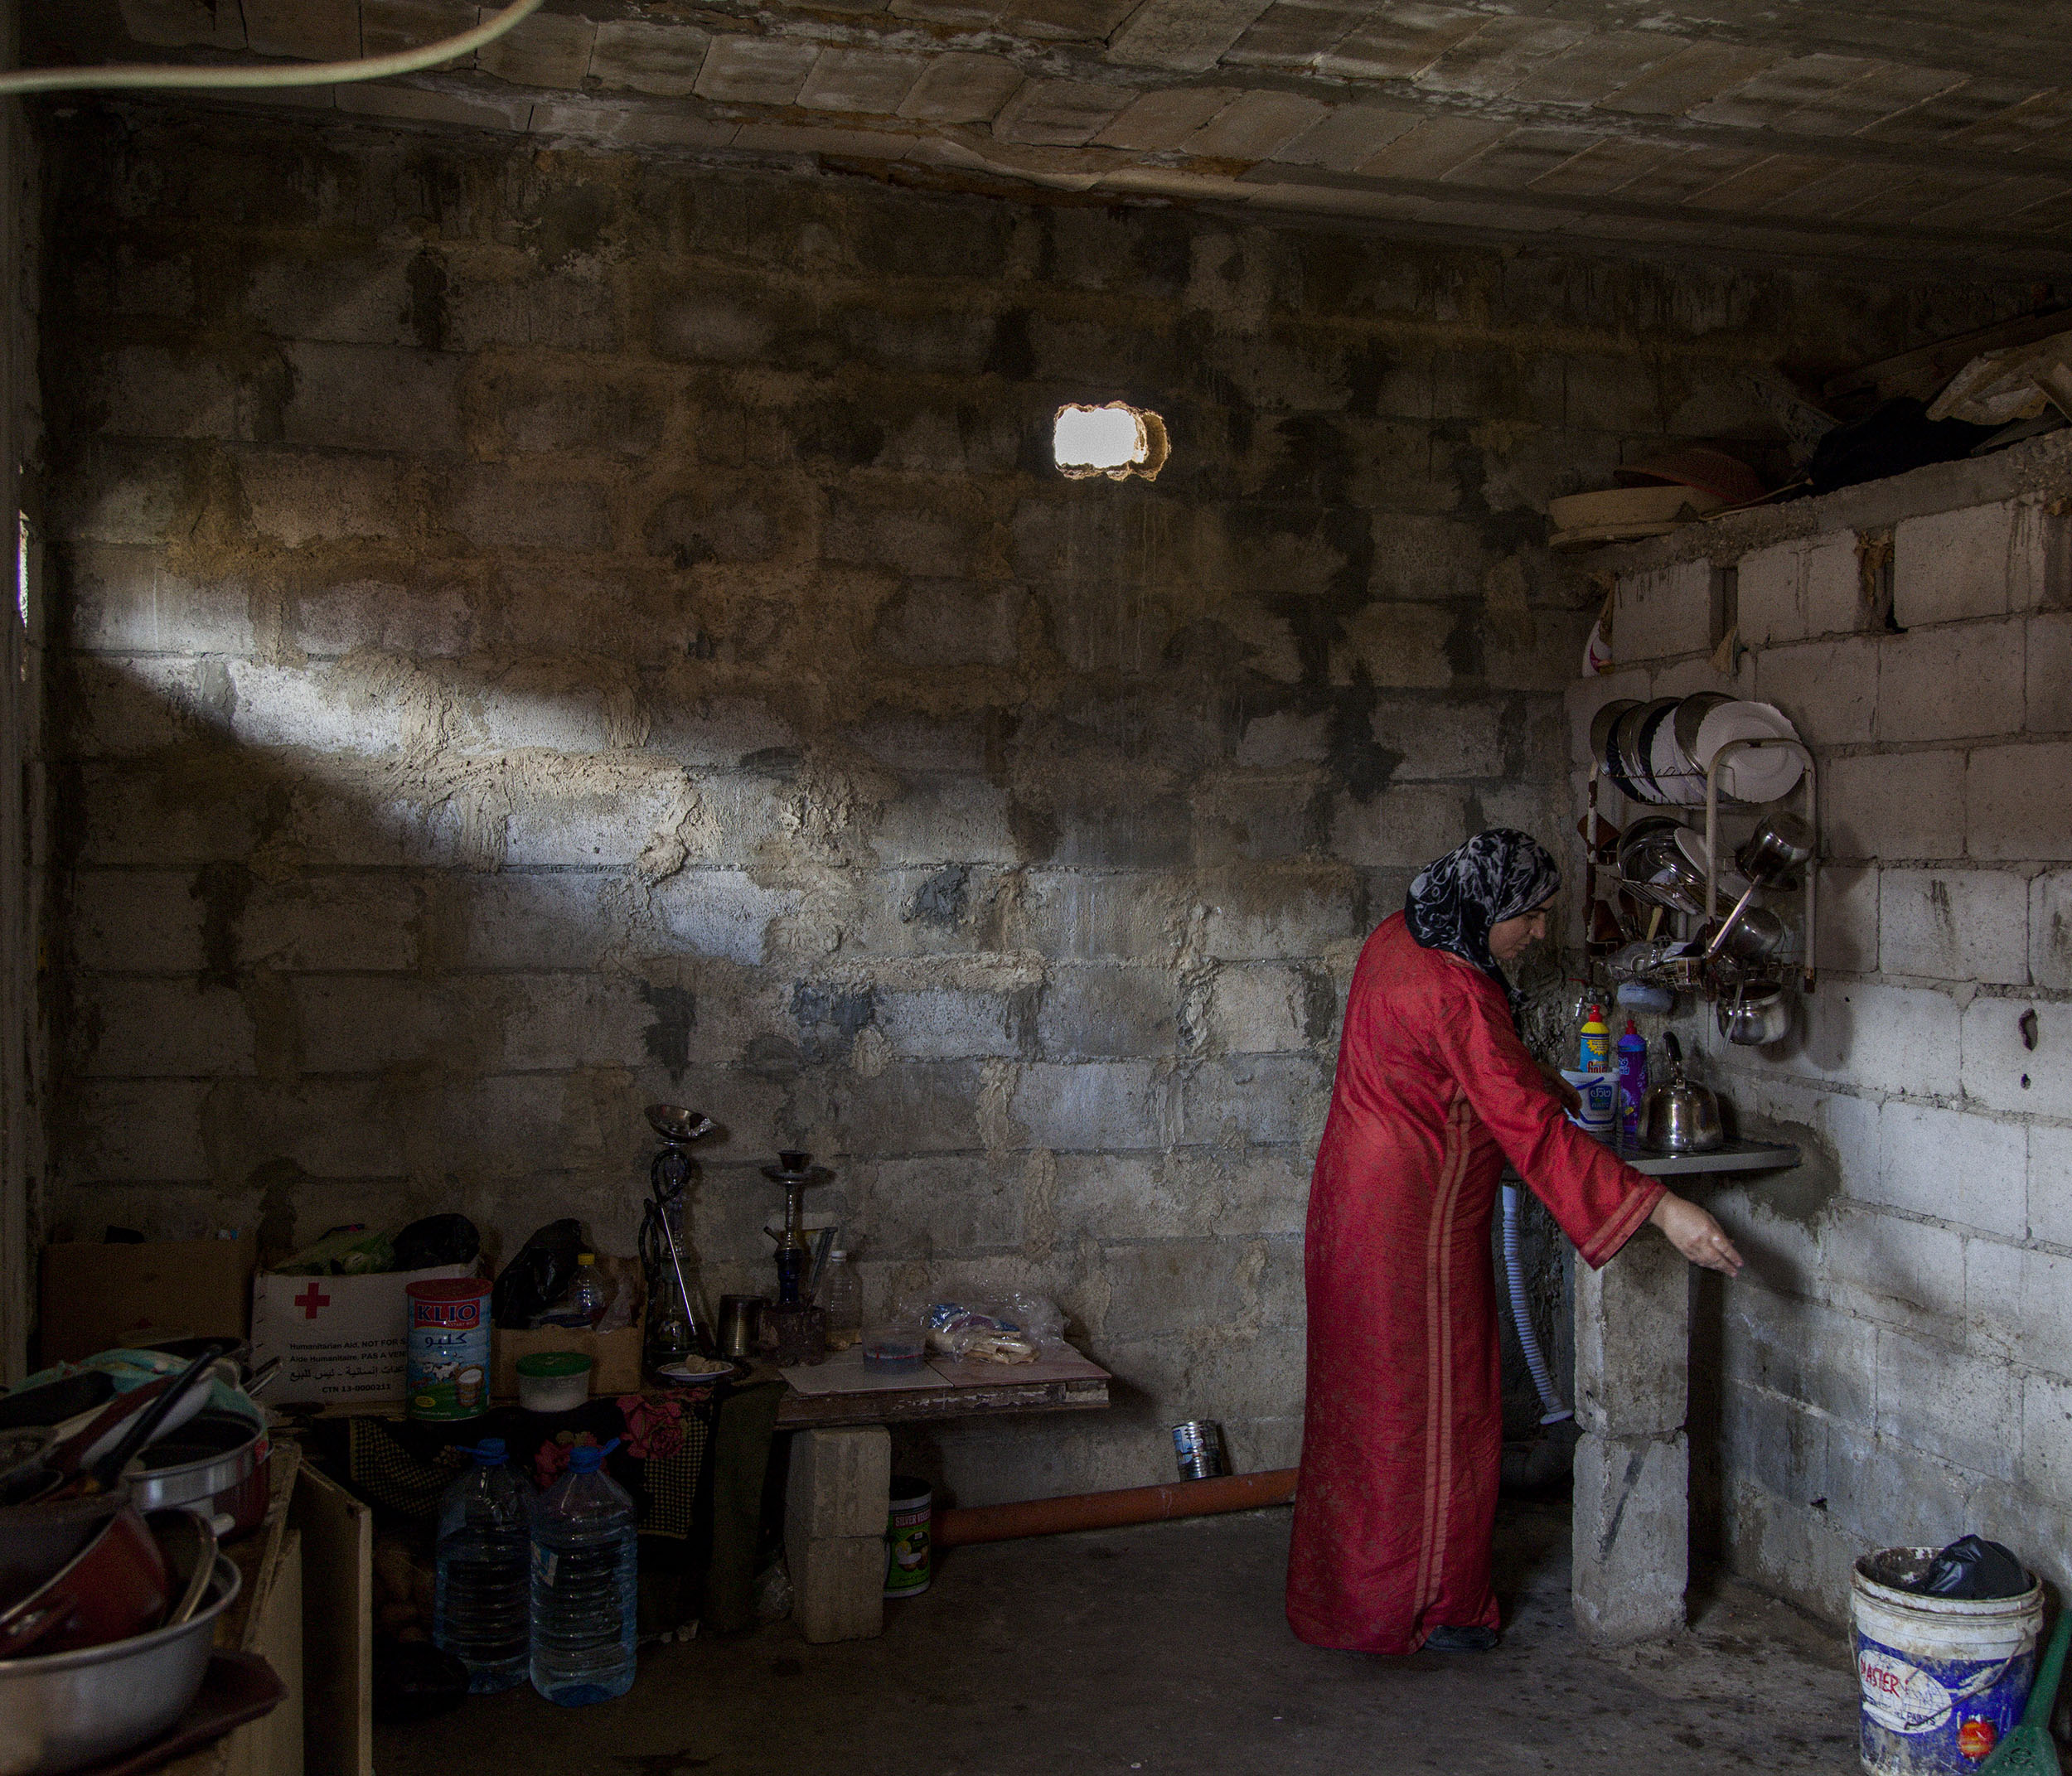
[251,1264,472,1407]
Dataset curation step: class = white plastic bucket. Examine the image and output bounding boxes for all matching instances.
[1560,1069,1618,1142]
[1852,1548,2042,1776]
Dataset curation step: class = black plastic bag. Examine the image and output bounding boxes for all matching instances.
[1803,398,1996,496]
[371,1633,469,1723]
[491,1218,586,1328]
[1913,1535,2030,1599]
[392,1214,480,1272]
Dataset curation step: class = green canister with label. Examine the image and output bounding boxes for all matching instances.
[884,1475,932,1597]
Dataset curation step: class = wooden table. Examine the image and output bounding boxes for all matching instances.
[775,1346,1113,1642]
[773,1347,1111,1428]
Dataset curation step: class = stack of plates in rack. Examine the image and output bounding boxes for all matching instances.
[1692,701,1803,801]
[1589,692,1802,806]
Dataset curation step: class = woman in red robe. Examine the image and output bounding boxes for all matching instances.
[1286,830,1742,1655]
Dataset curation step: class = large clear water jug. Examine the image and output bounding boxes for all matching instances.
[433,1438,531,1693]
[530,1439,638,1706]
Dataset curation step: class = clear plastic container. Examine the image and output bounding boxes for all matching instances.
[530,1440,638,1706]
[433,1438,531,1693]
[861,1326,925,1372]
[817,1251,863,1353]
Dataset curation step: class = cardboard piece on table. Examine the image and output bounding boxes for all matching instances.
[291,1464,371,1776]
[927,1348,1111,1388]
[38,1238,255,1364]
[491,1324,643,1400]
[250,1265,470,1408]
[777,1347,956,1398]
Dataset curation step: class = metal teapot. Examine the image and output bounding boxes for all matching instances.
[1639,1030,1723,1152]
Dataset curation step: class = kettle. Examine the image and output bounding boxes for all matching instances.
[1639,1030,1723,1152]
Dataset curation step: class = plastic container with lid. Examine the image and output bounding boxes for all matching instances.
[516,1351,593,1414]
[861,1327,925,1373]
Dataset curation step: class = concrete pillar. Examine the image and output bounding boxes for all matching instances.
[783,1427,890,1643]
[1571,1223,1689,1645]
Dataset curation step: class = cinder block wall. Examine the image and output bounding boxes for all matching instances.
[40,99,2036,1500]
[1581,440,2072,1619]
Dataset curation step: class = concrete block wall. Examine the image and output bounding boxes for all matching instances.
[1581,456,2072,1619]
[39,99,2031,1502]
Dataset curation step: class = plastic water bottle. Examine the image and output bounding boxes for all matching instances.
[433,1438,531,1693]
[817,1250,863,1352]
[530,1440,638,1706]
[540,1253,608,1328]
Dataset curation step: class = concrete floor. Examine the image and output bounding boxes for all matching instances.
[377,1503,1861,1776]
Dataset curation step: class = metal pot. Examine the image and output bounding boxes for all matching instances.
[1736,811,1816,887]
[0,1555,240,1776]
[1709,903,1787,962]
[0,1497,168,1661]
[127,1412,271,1543]
[1719,984,1793,1047]
[0,1493,120,1606]
[1639,1031,1724,1152]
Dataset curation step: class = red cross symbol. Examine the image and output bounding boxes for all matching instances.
[293,1283,331,1321]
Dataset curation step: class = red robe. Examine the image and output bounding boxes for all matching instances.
[1285,912,1663,1653]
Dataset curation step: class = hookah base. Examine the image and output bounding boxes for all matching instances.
[762,1302,828,1367]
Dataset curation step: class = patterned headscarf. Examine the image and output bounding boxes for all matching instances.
[1404,829,1561,1019]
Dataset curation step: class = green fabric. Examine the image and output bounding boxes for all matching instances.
[702,1380,785,1634]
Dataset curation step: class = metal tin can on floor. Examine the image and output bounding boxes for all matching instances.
[406,1277,491,1420]
[884,1476,932,1598]
[1172,1419,1228,1481]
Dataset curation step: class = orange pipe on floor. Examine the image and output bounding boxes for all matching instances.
[934,1468,1299,1546]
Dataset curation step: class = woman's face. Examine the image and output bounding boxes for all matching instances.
[1488,900,1553,962]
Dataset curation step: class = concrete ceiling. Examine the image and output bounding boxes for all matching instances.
[31,1,2072,277]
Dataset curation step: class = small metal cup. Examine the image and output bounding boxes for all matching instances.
[1171,1419,1228,1482]
[716,1294,764,1362]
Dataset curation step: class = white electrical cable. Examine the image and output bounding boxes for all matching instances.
[0,0,548,97]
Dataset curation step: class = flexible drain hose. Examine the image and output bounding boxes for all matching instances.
[1502,1180,1571,1425]
[0,0,545,97]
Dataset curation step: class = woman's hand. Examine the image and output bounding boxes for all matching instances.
[1648,1193,1743,1276]
[1537,1059,1583,1116]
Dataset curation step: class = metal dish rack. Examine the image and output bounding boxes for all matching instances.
[1584,734,1818,1001]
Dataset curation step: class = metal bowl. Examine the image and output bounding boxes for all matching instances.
[645,1105,715,1145]
[0,1556,240,1776]
[1719,985,1793,1047]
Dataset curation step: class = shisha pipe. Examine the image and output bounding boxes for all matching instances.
[762,1151,831,1306]
[643,1105,716,1358]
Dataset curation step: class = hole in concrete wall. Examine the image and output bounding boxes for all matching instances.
[1053,402,1168,482]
